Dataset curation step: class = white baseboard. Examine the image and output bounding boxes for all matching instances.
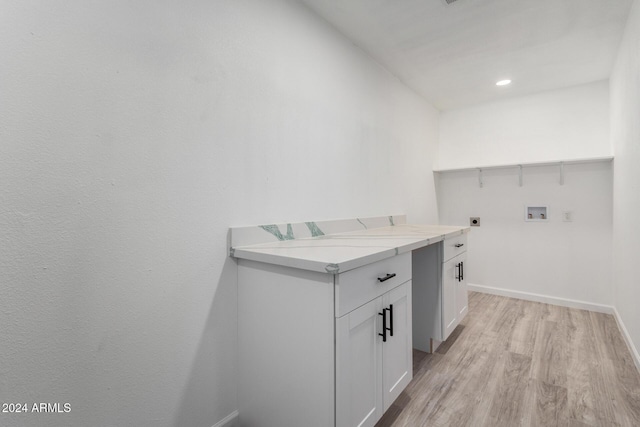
[212,410,239,427]
[612,307,640,374]
[467,283,614,314]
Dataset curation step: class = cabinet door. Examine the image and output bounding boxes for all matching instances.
[336,297,383,427]
[382,281,413,411]
[442,256,458,340]
[456,252,468,322]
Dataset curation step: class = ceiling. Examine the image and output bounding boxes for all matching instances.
[300,0,634,110]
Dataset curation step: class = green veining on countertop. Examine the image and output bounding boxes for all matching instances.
[388,216,395,226]
[259,224,295,241]
[357,218,367,229]
[305,222,325,237]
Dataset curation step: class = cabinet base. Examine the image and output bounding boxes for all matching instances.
[429,338,443,354]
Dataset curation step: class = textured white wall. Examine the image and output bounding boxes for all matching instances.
[611,0,640,360]
[437,162,613,306]
[438,81,612,170]
[0,1,439,426]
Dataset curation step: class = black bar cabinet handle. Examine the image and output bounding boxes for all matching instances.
[461,261,464,281]
[378,309,387,342]
[377,273,396,283]
[455,243,465,248]
[388,304,394,337]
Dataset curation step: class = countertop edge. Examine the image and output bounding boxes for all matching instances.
[232,225,469,274]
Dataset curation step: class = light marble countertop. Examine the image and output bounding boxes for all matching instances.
[231,224,469,274]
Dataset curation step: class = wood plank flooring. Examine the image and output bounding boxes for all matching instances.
[376,292,640,427]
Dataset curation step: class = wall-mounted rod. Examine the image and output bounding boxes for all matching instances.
[433,156,613,173]
[560,162,565,185]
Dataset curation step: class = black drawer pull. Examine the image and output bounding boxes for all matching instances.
[455,243,465,248]
[377,273,396,283]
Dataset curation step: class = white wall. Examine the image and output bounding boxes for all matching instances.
[437,81,614,308]
[438,81,611,170]
[437,162,613,306]
[0,1,439,426]
[611,0,640,360]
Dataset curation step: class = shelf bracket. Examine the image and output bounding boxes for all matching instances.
[559,162,565,185]
[518,165,523,187]
[478,168,483,188]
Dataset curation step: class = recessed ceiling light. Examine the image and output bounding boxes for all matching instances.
[496,79,512,86]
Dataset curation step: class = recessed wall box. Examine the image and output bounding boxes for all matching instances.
[525,206,548,222]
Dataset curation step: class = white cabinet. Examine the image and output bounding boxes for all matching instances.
[238,261,335,427]
[239,253,412,427]
[412,233,468,351]
[335,281,412,427]
[442,255,459,340]
[381,282,412,410]
[455,252,468,320]
[442,251,467,340]
[336,297,382,427]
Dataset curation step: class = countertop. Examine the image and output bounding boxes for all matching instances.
[231,224,469,274]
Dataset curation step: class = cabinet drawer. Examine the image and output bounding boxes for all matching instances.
[443,234,467,262]
[335,252,411,317]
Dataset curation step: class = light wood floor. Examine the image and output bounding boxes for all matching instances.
[376,292,640,427]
